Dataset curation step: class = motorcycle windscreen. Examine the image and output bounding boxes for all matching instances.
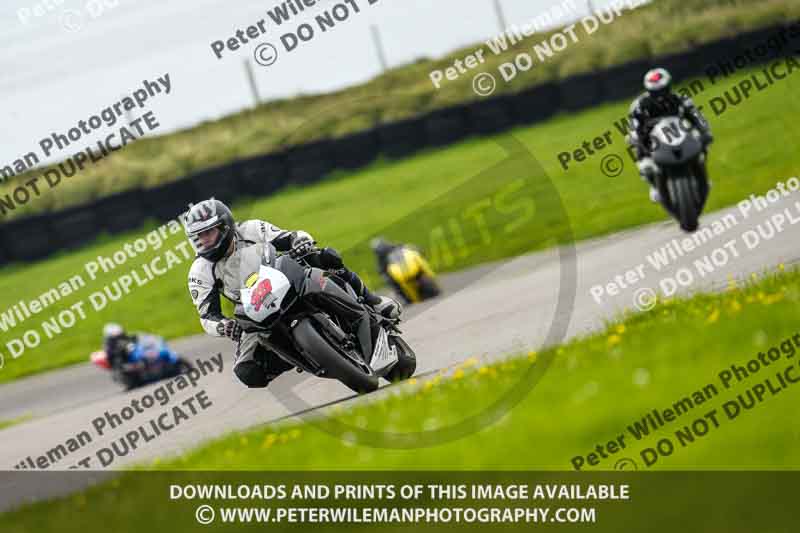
[651,117,703,165]
[651,117,688,148]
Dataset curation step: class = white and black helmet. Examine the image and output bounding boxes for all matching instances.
[644,68,672,98]
[182,198,235,261]
[103,322,124,342]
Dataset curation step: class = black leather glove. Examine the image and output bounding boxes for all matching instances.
[218,318,242,341]
[289,234,316,259]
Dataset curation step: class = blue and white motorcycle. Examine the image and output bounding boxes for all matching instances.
[91,334,192,390]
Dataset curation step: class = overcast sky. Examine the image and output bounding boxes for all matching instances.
[0,0,623,165]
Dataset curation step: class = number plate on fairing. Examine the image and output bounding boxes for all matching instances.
[241,265,291,323]
[652,117,689,147]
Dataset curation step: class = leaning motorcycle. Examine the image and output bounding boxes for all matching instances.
[235,243,417,394]
[90,334,193,390]
[385,246,441,304]
[646,116,710,233]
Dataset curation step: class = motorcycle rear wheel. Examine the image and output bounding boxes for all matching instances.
[175,358,194,377]
[114,367,141,391]
[417,275,441,300]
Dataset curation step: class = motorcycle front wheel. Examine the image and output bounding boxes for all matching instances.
[667,176,701,232]
[292,318,379,394]
[384,335,417,383]
[113,367,141,391]
[417,275,441,300]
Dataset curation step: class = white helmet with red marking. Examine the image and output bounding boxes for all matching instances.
[644,68,672,98]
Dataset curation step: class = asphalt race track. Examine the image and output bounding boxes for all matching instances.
[0,192,798,507]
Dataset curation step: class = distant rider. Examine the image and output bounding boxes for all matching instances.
[102,322,136,369]
[183,199,401,389]
[370,237,407,299]
[102,322,175,369]
[627,68,713,202]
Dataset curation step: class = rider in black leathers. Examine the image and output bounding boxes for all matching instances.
[370,237,406,299]
[102,323,136,369]
[627,68,713,202]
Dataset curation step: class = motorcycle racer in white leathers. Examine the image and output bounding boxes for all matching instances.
[183,198,400,388]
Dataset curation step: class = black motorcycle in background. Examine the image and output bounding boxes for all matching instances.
[646,116,711,233]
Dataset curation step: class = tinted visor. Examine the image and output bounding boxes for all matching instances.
[183,207,225,256]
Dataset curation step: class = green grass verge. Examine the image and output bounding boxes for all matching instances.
[0,57,796,384]
[0,415,31,431]
[1,0,797,218]
[2,265,798,532]
[151,266,800,471]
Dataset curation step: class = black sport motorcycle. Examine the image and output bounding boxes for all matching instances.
[646,116,710,233]
[234,243,416,394]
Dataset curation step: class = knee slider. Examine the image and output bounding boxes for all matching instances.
[233,361,272,388]
[637,158,659,178]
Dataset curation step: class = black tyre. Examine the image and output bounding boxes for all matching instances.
[668,177,700,232]
[114,368,140,391]
[417,275,441,300]
[293,318,379,394]
[384,336,417,383]
[173,358,194,377]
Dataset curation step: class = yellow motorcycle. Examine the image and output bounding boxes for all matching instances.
[384,246,441,304]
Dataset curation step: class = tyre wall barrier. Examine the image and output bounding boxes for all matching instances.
[332,129,381,169]
[95,188,147,234]
[425,105,471,147]
[0,21,794,265]
[0,215,53,262]
[53,205,99,252]
[238,153,289,196]
[375,118,428,159]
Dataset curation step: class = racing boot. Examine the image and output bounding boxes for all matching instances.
[353,273,402,319]
[317,247,403,319]
[358,283,402,319]
[637,157,661,204]
[371,295,402,319]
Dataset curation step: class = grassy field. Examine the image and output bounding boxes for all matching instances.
[1,265,798,531]
[0,57,796,384]
[155,266,800,470]
[1,0,798,218]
